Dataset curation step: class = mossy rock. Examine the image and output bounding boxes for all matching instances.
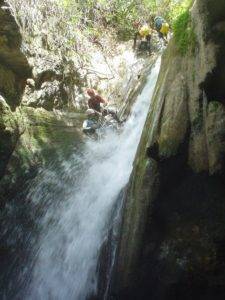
[208,101,222,113]
[173,10,197,55]
[158,136,181,158]
[0,64,16,100]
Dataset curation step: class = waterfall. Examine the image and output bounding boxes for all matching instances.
[23,58,161,300]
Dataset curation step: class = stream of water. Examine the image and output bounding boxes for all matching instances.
[22,58,161,300]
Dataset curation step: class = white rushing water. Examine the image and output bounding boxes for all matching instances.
[25,58,161,300]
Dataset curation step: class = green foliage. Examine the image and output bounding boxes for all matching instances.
[57,0,194,41]
[173,8,196,55]
[10,0,195,47]
[106,1,140,40]
[59,0,141,40]
[168,0,193,24]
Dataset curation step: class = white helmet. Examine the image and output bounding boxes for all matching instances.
[86,109,95,115]
[107,106,117,114]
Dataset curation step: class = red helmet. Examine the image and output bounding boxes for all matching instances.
[86,88,95,96]
[133,20,141,29]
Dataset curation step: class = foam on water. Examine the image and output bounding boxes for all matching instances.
[25,58,161,300]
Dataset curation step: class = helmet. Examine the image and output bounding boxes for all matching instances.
[107,106,117,114]
[133,20,141,29]
[86,88,95,96]
[86,108,96,115]
[154,16,161,22]
[139,24,151,37]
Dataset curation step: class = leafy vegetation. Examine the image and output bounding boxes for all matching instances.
[57,0,194,40]
[7,0,195,54]
[172,0,196,55]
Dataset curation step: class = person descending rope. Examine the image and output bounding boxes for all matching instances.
[82,108,102,134]
[86,89,108,112]
[154,16,169,43]
[133,21,152,52]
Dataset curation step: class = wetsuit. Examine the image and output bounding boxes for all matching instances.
[134,25,152,50]
[88,95,106,112]
[154,16,169,39]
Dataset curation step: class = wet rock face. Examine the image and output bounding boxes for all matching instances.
[113,0,225,299]
[135,170,225,300]
[0,2,31,179]
[0,96,19,179]
[22,53,83,110]
[0,2,31,109]
[199,0,225,109]
[202,0,225,31]
[25,79,64,110]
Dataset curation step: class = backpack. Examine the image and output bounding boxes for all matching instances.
[154,16,165,31]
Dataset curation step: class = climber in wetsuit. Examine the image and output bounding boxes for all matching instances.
[87,89,108,112]
[133,22,152,51]
[154,16,169,43]
[86,88,121,123]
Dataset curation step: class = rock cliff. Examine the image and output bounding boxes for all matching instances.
[0,1,31,183]
[0,0,151,197]
[0,1,85,207]
[114,0,225,299]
